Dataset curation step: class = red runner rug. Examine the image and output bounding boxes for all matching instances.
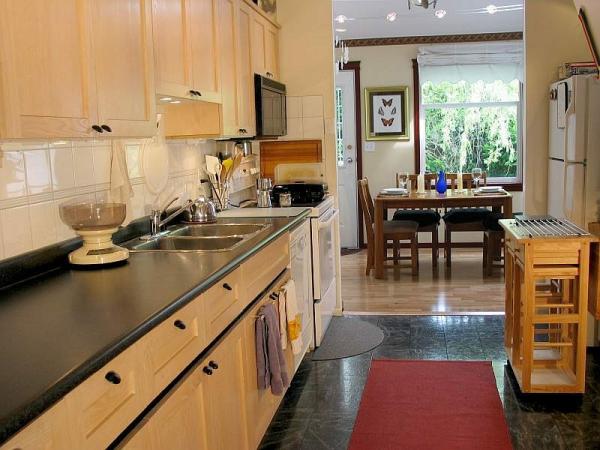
[349,360,513,450]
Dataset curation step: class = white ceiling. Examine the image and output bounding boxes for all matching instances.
[333,0,524,40]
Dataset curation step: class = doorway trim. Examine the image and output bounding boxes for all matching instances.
[340,61,364,248]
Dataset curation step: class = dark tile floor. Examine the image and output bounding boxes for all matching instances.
[259,315,600,449]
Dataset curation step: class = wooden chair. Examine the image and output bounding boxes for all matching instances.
[442,172,493,268]
[358,178,419,276]
[483,212,505,276]
[394,173,440,269]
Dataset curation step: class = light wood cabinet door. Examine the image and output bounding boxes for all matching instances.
[90,0,156,136]
[251,12,279,80]
[122,367,211,450]
[151,0,194,99]
[189,0,221,103]
[0,401,73,450]
[237,1,256,135]
[0,0,97,138]
[206,325,250,450]
[218,0,241,136]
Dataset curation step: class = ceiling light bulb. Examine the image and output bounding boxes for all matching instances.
[486,4,498,14]
[335,28,347,32]
[169,100,181,104]
[386,12,397,22]
[160,97,173,102]
[435,9,447,18]
[335,14,347,24]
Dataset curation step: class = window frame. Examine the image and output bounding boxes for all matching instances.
[418,80,524,190]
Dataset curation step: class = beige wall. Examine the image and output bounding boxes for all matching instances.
[348,44,420,197]
[574,0,600,44]
[524,0,590,214]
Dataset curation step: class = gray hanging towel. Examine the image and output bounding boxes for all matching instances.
[255,302,290,395]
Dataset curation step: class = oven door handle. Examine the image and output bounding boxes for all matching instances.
[318,209,339,229]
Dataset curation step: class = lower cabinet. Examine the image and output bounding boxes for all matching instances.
[121,326,249,450]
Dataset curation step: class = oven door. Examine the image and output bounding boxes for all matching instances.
[312,208,339,346]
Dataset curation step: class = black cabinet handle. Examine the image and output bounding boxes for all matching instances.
[223,283,232,291]
[174,319,186,330]
[101,124,112,133]
[92,125,103,133]
[269,293,278,300]
[208,361,219,369]
[266,72,273,78]
[189,89,196,96]
[105,371,121,385]
[203,366,213,376]
[194,90,202,96]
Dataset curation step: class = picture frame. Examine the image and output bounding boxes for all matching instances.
[364,86,409,141]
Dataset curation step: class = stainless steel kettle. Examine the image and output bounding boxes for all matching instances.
[183,196,217,224]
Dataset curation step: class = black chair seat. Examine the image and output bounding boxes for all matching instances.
[443,208,492,225]
[483,212,505,232]
[393,209,440,227]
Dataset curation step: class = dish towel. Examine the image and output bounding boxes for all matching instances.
[109,140,133,203]
[255,303,290,395]
[280,279,303,355]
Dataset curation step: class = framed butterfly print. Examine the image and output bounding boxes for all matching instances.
[364,86,409,141]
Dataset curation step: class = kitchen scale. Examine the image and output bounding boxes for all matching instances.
[59,197,129,265]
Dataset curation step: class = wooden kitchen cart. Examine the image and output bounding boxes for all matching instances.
[500,217,597,394]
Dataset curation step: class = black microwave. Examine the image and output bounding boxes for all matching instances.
[254,74,287,137]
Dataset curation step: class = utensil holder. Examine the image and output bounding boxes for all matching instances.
[211,181,230,211]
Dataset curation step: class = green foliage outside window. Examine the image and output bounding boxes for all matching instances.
[422,80,520,178]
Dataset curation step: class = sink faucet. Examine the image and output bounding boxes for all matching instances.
[150,197,193,236]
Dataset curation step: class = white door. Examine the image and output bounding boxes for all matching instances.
[335,70,358,249]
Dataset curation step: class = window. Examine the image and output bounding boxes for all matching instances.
[335,87,345,166]
[421,79,522,183]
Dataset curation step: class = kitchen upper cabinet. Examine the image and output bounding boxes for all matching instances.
[251,12,279,80]
[0,0,96,139]
[237,1,256,135]
[218,0,241,136]
[90,0,156,137]
[0,0,155,139]
[152,0,221,103]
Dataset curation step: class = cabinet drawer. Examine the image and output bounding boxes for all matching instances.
[144,299,204,394]
[204,268,243,343]
[242,233,290,303]
[66,343,149,449]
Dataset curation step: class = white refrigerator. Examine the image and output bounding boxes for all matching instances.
[547,75,600,229]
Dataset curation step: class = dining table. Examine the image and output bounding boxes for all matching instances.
[374,189,513,279]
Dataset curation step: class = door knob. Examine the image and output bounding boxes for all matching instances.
[347,144,353,150]
[346,157,354,163]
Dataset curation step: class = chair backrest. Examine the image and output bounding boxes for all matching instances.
[395,173,436,190]
[358,178,375,241]
[445,172,487,189]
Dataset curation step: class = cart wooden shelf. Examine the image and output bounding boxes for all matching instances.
[500,218,597,394]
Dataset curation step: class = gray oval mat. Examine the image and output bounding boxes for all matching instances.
[312,317,385,361]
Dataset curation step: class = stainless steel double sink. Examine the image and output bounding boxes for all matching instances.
[123,223,271,253]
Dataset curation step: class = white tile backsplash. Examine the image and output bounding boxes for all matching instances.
[302,117,324,139]
[286,118,303,140]
[1,206,32,257]
[0,152,27,200]
[73,147,95,187]
[29,201,57,249]
[50,146,76,191]
[24,150,52,195]
[92,146,111,185]
[0,137,215,261]
[287,96,302,119]
[302,95,324,118]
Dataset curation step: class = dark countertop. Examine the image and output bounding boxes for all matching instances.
[0,212,309,444]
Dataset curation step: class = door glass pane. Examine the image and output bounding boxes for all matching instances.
[335,87,344,167]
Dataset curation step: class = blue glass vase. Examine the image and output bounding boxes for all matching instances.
[435,171,447,194]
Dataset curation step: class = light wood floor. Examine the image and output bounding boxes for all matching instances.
[341,249,505,315]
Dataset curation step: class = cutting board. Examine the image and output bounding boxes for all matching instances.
[259,139,322,180]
